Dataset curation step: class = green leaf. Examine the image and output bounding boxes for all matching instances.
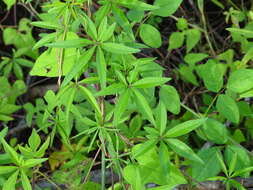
[3,0,16,9]
[186,29,201,53]
[31,21,61,30]
[78,85,102,118]
[226,28,253,38]
[179,65,198,86]
[160,85,180,114]
[191,148,221,182]
[227,69,253,93]
[184,53,208,66]
[201,118,228,144]
[95,83,125,96]
[61,46,95,87]
[0,138,20,165]
[0,166,18,175]
[242,46,253,65]
[139,24,162,48]
[132,140,157,158]
[216,94,240,123]
[165,118,206,138]
[232,167,253,177]
[28,129,41,151]
[23,158,48,168]
[132,88,156,126]
[132,77,171,88]
[156,101,167,135]
[81,15,98,40]
[30,32,79,77]
[196,59,225,92]
[113,89,131,126]
[3,170,19,190]
[166,138,203,164]
[168,32,184,50]
[96,47,107,89]
[21,170,32,190]
[118,0,158,11]
[33,32,56,50]
[123,164,144,190]
[101,43,140,54]
[152,0,183,17]
[45,38,94,48]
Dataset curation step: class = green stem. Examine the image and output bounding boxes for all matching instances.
[180,103,202,118]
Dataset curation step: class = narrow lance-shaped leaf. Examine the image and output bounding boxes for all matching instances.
[113,89,130,126]
[96,46,107,89]
[156,101,167,135]
[165,118,206,138]
[132,88,156,126]
[61,46,96,87]
[21,170,32,190]
[133,139,157,158]
[101,43,140,54]
[166,138,203,164]
[78,85,102,118]
[3,170,19,190]
[45,38,94,48]
[132,77,171,88]
[0,138,20,165]
[0,166,18,175]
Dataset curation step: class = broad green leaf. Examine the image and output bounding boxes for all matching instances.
[21,170,32,190]
[95,83,125,96]
[123,165,144,190]
[61,46,95,87]
[45,39,94,48]
[36,137,50,157]
[96,47,107,89]
[168,32,184,50]
[3,0,16,9]
[232,167,253,177]
[160,85,180,114]
[159,142,170,180]
[139,24,162,48]
[23,158,48,168]
[186,29,201,53]
[196,59,225,92]
[81,15,98,40]
[78,85,102,117]
[179,65,198,86]
[101,43,140,54]
[132,77,171,88]
[216,94,240,123]
[201,118,228,144]
[227,69,253,93]
[30,32,79,77]
[152,0,183,17]
[165,119,206,138]
[0,166,17,175]
[132,88,156,126]
[100,23,116,42]
[242,46,253,65]
[184,53,208,66]
[118,0,158,11]
[166,138,203,164]
[3,170,19,190]
[191,148,221,182]
[113,89,131,126]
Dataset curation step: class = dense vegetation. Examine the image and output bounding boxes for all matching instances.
[1,0,253,189]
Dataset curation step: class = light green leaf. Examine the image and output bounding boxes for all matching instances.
[23,158,48,168]
[152,0,183,17]
[166,138,203,164]
[168,32,184,50]
[184,53,208,66]
[61,46,95,87]
[33,32,56,50]
[96,47,107,89]
[160,85,180,114]
[226,28,253,38]
[28,129,41,151]
[21,170,32,190]
[132,77,171,88]
[156,101,167,135]
[133,140,157,158]
[1,138,20,165]
[78,85,102,117]
[132,88,156,126]
[216,94,240,123]
[186,29,201,53]
[227,69,253,93]
[139,24,162,48]
[31,21,61,30]
[101,43,140,54]
[3,170,19,190]
[113,89,131,126]
[165,118,206,138]
[95,83,125,96]
[0,166,18,175]
[45,38,94,48]
[3,0,16,9]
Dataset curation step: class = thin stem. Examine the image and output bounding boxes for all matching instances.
[35,170,62,190]
[180,103,202,118]
[101,149,106,190]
